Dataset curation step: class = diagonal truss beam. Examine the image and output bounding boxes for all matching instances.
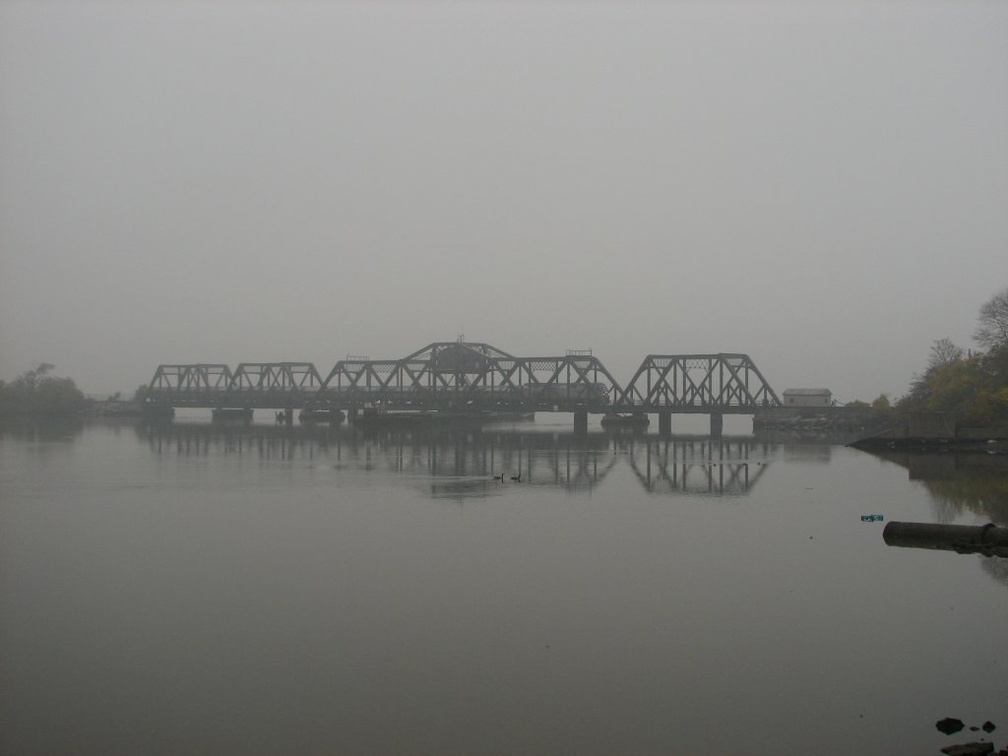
[617,354,780,412]
[319,342,621,410]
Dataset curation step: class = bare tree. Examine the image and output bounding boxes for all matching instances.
[974,287,1008,351]
[928,337,963,370]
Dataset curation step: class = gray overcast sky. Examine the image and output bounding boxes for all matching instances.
[1,0,1006,401]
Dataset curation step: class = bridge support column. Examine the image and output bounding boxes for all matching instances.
[659,411,672,437]
[285,407,294,426]
[710,412,723,437]
[573,409,588,435]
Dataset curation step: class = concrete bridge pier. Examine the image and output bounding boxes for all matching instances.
[659,411,672,437]
[710,412,723,437]
[573,409,588,435]
[285,407,294,426]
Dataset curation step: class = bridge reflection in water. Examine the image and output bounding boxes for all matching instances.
[139,423,775,497]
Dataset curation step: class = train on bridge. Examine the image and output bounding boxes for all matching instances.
[143,340,781,435]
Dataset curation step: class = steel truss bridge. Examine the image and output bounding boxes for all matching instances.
[144,340,780,433]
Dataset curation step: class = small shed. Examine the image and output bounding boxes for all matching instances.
[782,388,833,408]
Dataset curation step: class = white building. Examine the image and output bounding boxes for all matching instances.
[782,388,833,408]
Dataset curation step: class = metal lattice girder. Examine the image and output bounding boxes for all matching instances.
[512,355,621,408]
[322,343,508,395]
[318,342,621,409]
[147,364,233,394]
[230,363,324,392]
[617,353,781,412]
[142,343,779,415]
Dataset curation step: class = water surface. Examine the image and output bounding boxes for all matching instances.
[1,418,1006,755]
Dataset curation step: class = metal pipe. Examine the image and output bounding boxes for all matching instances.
[883,521,1008,557]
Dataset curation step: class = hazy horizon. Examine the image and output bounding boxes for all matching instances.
[2,1,1006,401]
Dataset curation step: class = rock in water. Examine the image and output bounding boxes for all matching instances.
[940,743,993,756]
[937,717,966,735]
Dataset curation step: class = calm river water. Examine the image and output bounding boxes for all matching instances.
[1,414,1006,756]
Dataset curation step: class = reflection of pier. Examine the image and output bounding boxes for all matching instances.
[625,437,772,496]
[139,424,773,497]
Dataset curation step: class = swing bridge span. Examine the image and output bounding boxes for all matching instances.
[144,340,781,434]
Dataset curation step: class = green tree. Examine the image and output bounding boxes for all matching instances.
[896,292,1008,426]
[925,356,988,420]
[0,364,85,416]
[899,338,965,412]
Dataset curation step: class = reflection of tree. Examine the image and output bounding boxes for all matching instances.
[0,416,83,442]
[864,451,1008,526]
[980,556,1008,589]
[923,471,1008,527]
[870,449,1008,590]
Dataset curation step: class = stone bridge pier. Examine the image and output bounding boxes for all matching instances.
[655,411,724,437]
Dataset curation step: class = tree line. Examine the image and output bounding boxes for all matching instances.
[872,287,1008,426]
[0,363,86,416]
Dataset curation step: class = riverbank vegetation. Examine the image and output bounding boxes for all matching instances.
[889,288,1008,426]
[0,364,86,416]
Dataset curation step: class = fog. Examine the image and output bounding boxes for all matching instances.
[1,1,1006,402]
